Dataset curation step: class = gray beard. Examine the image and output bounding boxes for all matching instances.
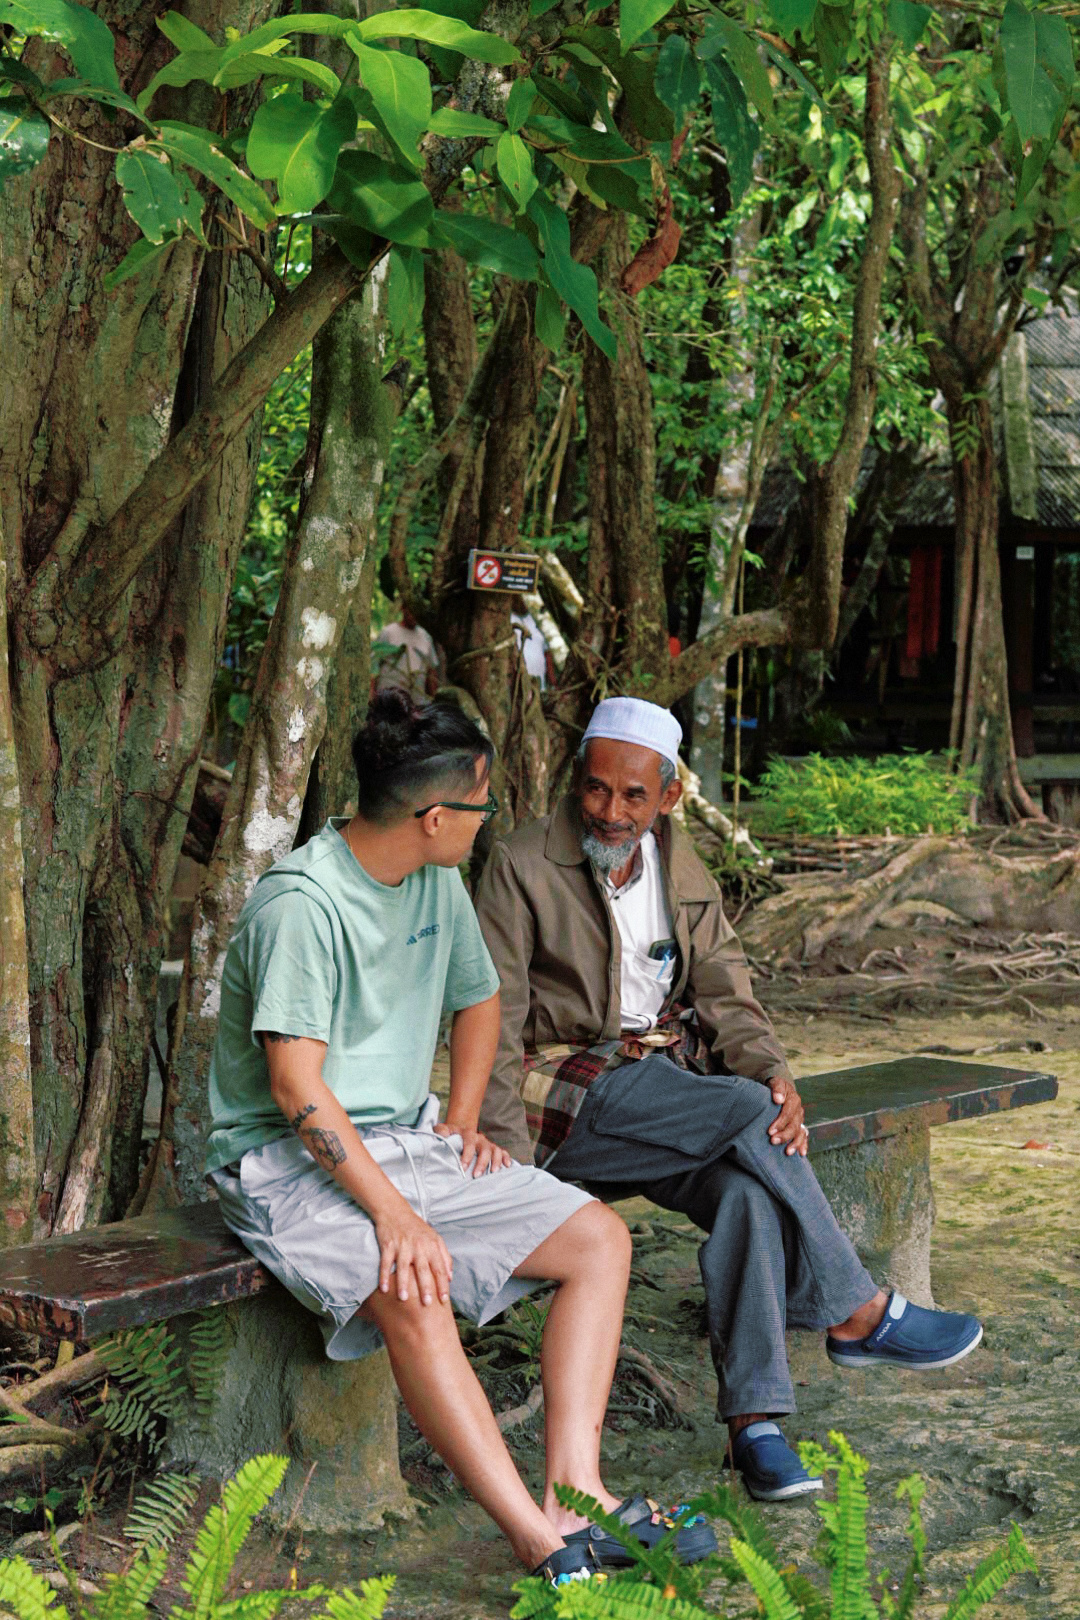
[581,829,641,873]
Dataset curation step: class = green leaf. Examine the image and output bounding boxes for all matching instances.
[767,0,818,41]
[534,277,566,352]
[530,0,562,15]
[156,12,217,53]
[528,191,616,361]
[0,99,50,182]
[387,245,425,341]
[428,106,501,136]
[115,147,205,242]
[432,209,539,278]
[583,160,652,217]
[327,149,434,245]
[247,90,356,213]
[705,55,758,202]
[352,9,520,65]
[352,43,432,169]
[506,77,538,132]
[496,131,538,212]
[103,234,176,290]
[701,14,775,125]
[138,50,225,113]
[887,0,931,50]
[1002,2,1051,144]
[43,77,147,120]
[619,0,675,52]
[655,34,703,129]
[218,54,341,96]
[814,3,852,84]
[759,37,832,130]
[0,57,45,95]
[0,0,119,91]
[527,114,637,164]
[155,124,277,228]
[564,27,673,140]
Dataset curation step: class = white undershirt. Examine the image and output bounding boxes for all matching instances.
[598,831,676,1032]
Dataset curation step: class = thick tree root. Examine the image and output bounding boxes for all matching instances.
[741,828,1080,964]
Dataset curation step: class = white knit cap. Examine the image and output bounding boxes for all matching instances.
[581,698,683,769]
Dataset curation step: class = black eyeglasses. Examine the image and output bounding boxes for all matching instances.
[414,791,499,823]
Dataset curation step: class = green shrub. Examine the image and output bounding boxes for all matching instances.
[756,753,976,837]
[0,1456,394,1620]
[512,1432,1036,1620]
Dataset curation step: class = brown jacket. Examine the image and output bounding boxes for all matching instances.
[475,796,791,1162]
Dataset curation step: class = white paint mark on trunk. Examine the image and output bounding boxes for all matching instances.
[296,656,325,690]
[199,950,229,1019]
[301,606,337,648]
[287,706,306,743]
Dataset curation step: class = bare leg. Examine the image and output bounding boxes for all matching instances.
[361,1290,562,1569]
[513,1201,632,1537]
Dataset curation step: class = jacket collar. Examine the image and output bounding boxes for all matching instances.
[547,795,719,903]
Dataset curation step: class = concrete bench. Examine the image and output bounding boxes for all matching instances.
[0,1204,411,1534]
[801,1056,1057,1307]
[0,1057,1055,1527]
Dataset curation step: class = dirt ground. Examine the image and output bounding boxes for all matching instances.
[8,1005,1079,1618]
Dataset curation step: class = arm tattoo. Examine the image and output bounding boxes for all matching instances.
[263,1031,302,1044]
[290,1103,317,1130]
[302,1126,347,1171]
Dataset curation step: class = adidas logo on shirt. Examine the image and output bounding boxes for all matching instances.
[406,924,441,945]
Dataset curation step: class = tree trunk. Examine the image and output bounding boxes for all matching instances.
[901,166,1039,824]
[0,558,37,1246]
[0,0,281,1232]
[951,399,1039,822]
[153,268,398,1205]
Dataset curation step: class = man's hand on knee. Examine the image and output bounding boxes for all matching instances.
[766,1077,809,1156]
[374,1200,454,1305]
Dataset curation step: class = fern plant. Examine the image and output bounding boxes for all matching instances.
[511,1432,1037,1620]
[0,1456,393,1620]
[97,1324,187,1454]
[123,1471,200,1553]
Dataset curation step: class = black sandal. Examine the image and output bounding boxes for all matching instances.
[564,1494,718,1569]
[530,1542,606,1587]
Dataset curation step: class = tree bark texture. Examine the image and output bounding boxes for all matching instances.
[0,558,37,1246]
[803,42,901,649]
[1,0,280,1231]
[900,168,1038,822]
[155,268,398,1205]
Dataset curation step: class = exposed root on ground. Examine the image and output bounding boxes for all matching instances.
[739,825,1080,967]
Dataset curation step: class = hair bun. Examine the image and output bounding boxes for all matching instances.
[361,689,419,771]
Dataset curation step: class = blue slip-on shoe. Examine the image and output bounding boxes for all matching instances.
[731,1422,824,1503]
[825,1290,983,1370]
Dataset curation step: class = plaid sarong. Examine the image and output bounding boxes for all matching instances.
[522,1010,710,1168]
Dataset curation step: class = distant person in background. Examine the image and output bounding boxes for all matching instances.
[511,597,553,690]
[373,605,443,702]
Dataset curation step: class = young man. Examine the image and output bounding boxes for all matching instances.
[206,693,714,1587]
[475,696,983,1502]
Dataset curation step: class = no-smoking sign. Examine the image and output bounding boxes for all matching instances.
[466,549,541,594]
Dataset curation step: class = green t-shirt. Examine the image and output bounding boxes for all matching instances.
[205,819,500,1172]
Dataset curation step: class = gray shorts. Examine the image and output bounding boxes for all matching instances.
[209,1096,593,1360]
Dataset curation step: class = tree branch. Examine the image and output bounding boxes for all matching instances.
[22,245,365,665]
[649,605,791,707]
[804,40,901,648]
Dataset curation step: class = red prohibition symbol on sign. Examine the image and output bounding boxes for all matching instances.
[475,555,502,588]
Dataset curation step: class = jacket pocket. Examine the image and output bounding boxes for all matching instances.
[587,1056,742,1158]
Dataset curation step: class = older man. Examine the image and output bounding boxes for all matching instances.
[476,697,983,1501]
